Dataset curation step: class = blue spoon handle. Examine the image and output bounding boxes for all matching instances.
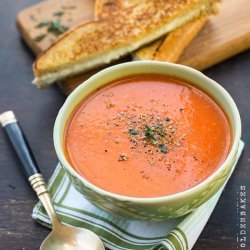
[0,111,61,226]
[0,111,40,179]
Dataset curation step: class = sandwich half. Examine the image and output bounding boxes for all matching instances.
[33,0,219,88]
[133,17,207,61]
[96,0,207,62]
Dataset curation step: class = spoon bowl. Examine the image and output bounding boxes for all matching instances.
[40,223,105,250]
[31,172,106,250]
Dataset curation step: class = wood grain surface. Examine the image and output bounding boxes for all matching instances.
[16,0,94,54]
[178,0,250,70]
[0,1,250,249]
[16,0,250,95]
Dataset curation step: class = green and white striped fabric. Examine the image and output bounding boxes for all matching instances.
[32,141,244,250]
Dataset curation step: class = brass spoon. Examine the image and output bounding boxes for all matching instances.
[0,111,105,250]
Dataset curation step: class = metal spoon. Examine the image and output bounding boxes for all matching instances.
[0,111,105,250]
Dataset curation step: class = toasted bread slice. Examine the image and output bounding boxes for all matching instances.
[154,17,207,62]
[133,39,164,60]
[95,0,207,61]
[33,0,219,87]
[95,0,165,60]
[133,17,207,61]
[95,0,120,19]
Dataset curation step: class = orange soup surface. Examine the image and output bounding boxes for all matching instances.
[65,74,231,198]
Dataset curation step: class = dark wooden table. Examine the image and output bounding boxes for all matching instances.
[0,1,249,249]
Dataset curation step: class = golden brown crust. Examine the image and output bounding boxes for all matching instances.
[94,0,122,19]
[154,17,207,62]
[96,0,208,61]
[33,0,220,86]
[133,39,164,60]
[33,19,103,73]
[134,17,207,61]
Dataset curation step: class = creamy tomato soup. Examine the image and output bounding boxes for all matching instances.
[65,74,231,198]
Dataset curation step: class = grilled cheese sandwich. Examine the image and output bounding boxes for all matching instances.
[33,0,219,87]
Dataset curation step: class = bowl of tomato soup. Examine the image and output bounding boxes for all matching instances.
[54,61,241,220]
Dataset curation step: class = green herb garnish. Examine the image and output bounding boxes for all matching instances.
[125,114,178,156]
[129,129,138,135]
[154,123,165,136]
[157,130,165,136]
[35,20,49,28]
[8,184,16,189]
[143,125,156,141]
[47,20,68,36]
[158,144,167,154]
[53,11,64,17]
[34,34,46,42]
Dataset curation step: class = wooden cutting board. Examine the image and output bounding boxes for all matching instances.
[17,0,250,95]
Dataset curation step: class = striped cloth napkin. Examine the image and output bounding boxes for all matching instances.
[32,140,244,250]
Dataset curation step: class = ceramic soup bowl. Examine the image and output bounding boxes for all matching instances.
[54,61,241,220]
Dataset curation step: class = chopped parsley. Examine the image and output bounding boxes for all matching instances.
[158,144,167,154]
[127,119,178,154]
[35,20,50,28]
[53,11,64,17]
[47,20,68,36]
[154,123,165,136]
[34,14,68,38]
[128,129,138,135]
[34,34,46,42]
[8,184,16,189]
[143,125,156,141]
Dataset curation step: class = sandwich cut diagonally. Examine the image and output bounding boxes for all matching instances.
[33,0,220,88]
[95,0,207,61]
